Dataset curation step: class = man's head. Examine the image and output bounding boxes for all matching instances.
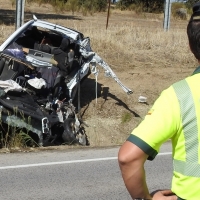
[187,2,200,60]
[60,38,70,52]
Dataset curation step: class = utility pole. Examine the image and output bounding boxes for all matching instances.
[163,0,172,31]
[15,0,25,30]
[106,0,111,29]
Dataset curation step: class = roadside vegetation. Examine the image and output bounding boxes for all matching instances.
[9,0,199,16]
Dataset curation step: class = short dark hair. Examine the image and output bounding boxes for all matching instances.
[187,2,200,60]
[187,20,200,60]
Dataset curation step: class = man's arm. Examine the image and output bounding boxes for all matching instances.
[118,141,151,199]
[118,141,178,200]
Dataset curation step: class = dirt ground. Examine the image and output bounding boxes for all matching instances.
[0,1,196,150]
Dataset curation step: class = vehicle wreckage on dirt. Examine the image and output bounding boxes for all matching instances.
[0,15,132,147]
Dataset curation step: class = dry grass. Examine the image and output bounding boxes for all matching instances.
[46,16,195,70]
[0,26,15,44]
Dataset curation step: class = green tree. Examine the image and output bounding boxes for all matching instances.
[185,0,199,9]
[117,0,164,13]
[94,0,107,12]
[66,0,78,14]
[78,0,107,11]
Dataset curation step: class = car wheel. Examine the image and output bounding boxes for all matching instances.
[62,118,78,144]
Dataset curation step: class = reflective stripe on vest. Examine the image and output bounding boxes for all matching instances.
[173,79,200,177]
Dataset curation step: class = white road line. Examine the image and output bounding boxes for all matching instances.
[0,152,172,170]
[158,152,172,156]
[0,157,117,170]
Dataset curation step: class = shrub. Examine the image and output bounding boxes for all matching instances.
[116,0,164,13]
[78,0,107,12]
[171,2,187,20]
[128,3,143,13]
[66,0,79,14]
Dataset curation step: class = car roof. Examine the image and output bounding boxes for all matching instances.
[0,15,83,51]
[33,18,83,40]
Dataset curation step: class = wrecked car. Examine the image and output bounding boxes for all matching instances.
[0,15,132,147]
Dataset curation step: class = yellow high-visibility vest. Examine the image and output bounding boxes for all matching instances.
[128,72,200,199]
[172,76,200,200]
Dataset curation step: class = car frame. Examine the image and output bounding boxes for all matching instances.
[0,15,132,147]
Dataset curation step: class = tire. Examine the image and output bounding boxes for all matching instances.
[76,126,90,146]
[62,118,78,144]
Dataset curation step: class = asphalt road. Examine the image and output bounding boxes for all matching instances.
[0,143,173,200]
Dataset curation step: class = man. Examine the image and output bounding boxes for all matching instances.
[118,2,200,200]
[34,37,71,76]
[51,38,71,76]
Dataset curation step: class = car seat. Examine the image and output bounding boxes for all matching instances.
[0,57,25,81]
